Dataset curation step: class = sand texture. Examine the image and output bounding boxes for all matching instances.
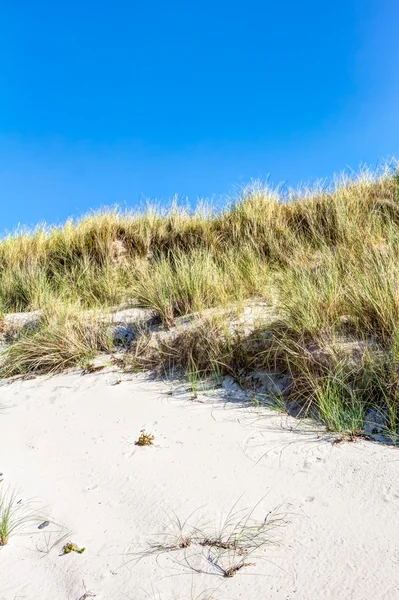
[1,369,399,599]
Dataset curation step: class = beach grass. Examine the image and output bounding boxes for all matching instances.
[1,163,399,438]
[0,486,41,546]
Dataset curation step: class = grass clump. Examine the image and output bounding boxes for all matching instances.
[0,486,41,546]
[134,499,286,579]
[0,303,110,378]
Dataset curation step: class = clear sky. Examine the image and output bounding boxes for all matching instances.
[0,0,398,231]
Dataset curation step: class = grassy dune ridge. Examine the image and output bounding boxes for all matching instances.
[2,163,399,439]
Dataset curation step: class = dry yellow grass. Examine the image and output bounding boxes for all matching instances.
[2,163,399,439]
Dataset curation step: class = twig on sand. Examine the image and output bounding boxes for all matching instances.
[78,580,96,599]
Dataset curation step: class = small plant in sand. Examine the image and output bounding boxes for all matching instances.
[186,365,206,400]
[62,541,86,554]
[135,429,155,446]
[133,499,286,579]
[188,372,199,399]
[191,500,285,578]
[132,509,197,562]
[0,486,41,546]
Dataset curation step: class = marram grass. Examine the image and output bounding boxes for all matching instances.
[2,163,399,440]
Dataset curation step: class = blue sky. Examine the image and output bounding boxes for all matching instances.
[0,0,398,231]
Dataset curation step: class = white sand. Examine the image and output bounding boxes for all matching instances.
[1,368,399,599]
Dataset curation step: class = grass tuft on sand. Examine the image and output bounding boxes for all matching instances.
[0,486,41,546]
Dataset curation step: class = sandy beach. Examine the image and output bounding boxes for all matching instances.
[1,367,398,599]
[1,0,397,595]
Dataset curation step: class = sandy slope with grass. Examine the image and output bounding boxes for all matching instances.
[1,366,399,600]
